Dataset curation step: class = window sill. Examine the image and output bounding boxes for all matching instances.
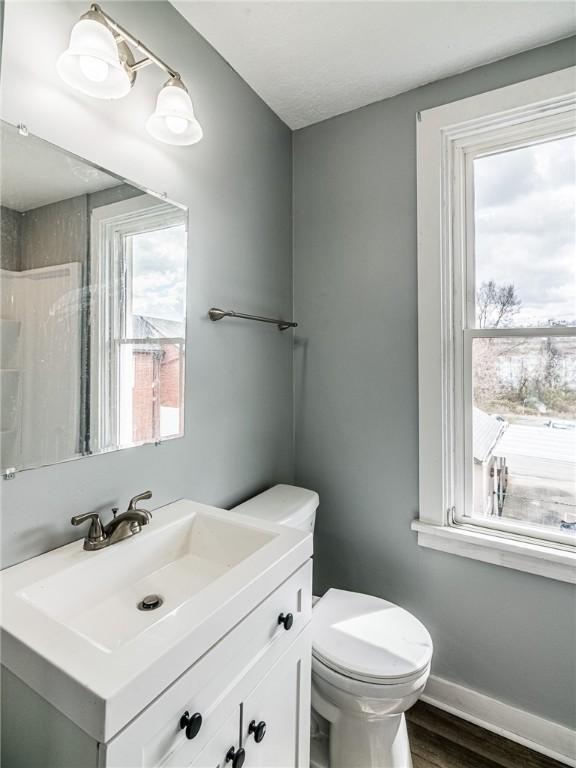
[411,521,576,583]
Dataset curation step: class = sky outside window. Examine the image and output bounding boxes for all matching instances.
[474,135,576,328]
[130,224,187,324]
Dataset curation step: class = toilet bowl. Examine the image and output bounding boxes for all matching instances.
[232,485,433,768]
[311,588,432,768]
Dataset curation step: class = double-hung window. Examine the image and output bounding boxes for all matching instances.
[415,67,576,582]
[90,195,187,453]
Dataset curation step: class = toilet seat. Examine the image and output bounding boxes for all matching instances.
[312,589,432,685]
[312,652,431,707]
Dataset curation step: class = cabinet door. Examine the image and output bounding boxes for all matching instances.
[242,627,311,768]
[188,709,240,768]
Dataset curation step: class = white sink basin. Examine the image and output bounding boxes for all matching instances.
[19,513,274,652]
[0,499,312,742]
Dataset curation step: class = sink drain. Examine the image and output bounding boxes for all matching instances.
[137,594,163,611]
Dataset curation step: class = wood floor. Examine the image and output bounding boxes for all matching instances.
[407,702,570,768]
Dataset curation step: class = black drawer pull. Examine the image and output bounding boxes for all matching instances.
[226,746,246,768]
[278,612,294,630]
[179,711,202,739]
[249,719,267,743]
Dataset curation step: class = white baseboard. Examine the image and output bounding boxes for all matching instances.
[422,675,576,767]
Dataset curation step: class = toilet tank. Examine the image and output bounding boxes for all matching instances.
[232,484,319,533]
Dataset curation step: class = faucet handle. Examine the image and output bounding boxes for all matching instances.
[71,512,106,543]
[127,491,153,516]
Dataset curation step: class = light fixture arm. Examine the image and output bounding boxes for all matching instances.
[90,3,181,81]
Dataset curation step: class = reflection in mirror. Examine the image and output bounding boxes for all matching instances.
[0,122,188,473]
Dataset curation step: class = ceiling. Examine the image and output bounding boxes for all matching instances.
[1,126,120,211]
[173,1,576,129]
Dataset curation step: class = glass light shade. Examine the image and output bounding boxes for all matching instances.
[146,81,203,146]
[57,18,132,99]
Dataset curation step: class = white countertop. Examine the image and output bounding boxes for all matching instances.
[0,499,312,742]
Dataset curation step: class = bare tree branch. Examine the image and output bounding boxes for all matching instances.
[476,280,521,328]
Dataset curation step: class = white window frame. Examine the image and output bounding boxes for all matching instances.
[414,67,576,583]
[90,195,187,452]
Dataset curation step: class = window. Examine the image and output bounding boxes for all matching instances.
[90,195,187,452]
[415,67,576,582]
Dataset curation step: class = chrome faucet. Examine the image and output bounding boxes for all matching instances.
[71,491,153,551]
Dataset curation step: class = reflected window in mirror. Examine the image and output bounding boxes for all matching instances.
[91,196,187,451]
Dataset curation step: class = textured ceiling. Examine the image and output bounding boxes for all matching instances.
[172,1,576,129]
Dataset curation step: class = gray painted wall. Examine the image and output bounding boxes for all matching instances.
[88,183,143,212]
[0,206,21,270]
[293,38,576,728]
[0,0,293,567]
[19,196,87,271]
[5,184,144,272]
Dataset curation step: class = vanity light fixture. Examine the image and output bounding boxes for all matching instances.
[57,3,203,146]
[57,9,134,99]
[147,78,203,146]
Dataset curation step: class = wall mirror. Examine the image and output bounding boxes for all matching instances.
[0,122,188,474]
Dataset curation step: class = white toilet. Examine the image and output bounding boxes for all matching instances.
[233,484,433,768]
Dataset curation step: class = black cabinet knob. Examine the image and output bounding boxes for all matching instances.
[278,612,294,630]
[179,711,202,740]
[248,719,267,743]
[226,746,246,768]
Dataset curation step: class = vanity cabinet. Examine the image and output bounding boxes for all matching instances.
[2,560,312,768]
[187,710,240,768]
[242,633,310,768]
[102,560,311,767]
[188,633,311,768]
[1,501,313,768]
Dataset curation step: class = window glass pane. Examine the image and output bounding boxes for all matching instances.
[119,221,186,445]
[128,223,187,336]
[474,136,576,328]
[118,339,184,446]
[471,336,576,533]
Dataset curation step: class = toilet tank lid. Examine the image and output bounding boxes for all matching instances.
[232,484,319,528]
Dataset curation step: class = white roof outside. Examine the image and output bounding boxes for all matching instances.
[473,407,506,464]
[496,423,576,472]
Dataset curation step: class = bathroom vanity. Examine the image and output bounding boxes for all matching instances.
[0,500,313,768]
